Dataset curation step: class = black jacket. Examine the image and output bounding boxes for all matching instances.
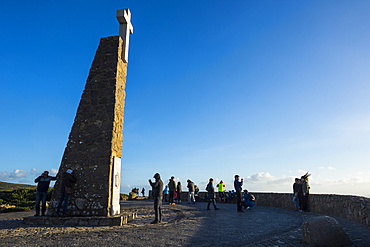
[150,179,164,198]
[35,175,56,192]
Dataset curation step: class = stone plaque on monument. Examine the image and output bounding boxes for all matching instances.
[47,9,133,217]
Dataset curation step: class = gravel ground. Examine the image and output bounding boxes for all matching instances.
[0,200,369,246]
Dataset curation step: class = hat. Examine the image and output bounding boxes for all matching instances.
[66,169,73,174]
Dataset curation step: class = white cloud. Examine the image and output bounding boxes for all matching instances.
[49,169,58,176]
[246,172,275,183]
[120,183,131,192]
[0,171,9,180]
[9,169,28,178]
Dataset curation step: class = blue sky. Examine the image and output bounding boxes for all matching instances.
[1,1,369,197]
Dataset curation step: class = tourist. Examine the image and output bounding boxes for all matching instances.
[168,176,176,205]
[300,172,311,212]
[206,178,219,210]
[216,180,226,202]
[148,173,164,224]
[187,179,196,203]
[56,168,77,217]
[34,171,56,216]
[292,178,301,211]
[234,175,244,212]
[243,190,255,210]
[176,181,182,204]
[141,187,145,197]
[163,185,169,202]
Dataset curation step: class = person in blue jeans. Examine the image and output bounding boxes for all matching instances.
[56,169,76,216]
[34,171,56,216]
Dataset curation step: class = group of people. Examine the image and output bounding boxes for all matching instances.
[292,172,311,212]
[34,169,76,217]
[162,176,183,205]
[148,173,256,223]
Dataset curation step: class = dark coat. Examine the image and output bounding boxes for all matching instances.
[60,172,77,193]
[206,182,215,199]
[150,179,164,198]
[35,175,56,192]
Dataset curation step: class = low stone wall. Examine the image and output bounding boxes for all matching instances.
[150,190,369,228]
[252,193,370,228]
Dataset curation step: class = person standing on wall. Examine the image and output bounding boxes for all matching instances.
[149,173,164,224]
[168,176,176,205]
[56,168,77,217]
[234,175,244,212]
[34,171,56,216]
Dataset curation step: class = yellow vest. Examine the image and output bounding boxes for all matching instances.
[217,183,225,192]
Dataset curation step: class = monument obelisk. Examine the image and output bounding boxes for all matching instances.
[48,9,133,217]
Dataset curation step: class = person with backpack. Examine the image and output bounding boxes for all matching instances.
[206,178,219,210]
[187,179,196,203]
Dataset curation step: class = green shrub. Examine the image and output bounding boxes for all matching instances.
[5,188,36,204]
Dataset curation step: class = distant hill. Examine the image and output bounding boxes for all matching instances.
[0,181,36,191]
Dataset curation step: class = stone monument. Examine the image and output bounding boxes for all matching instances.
[47,9,133,217]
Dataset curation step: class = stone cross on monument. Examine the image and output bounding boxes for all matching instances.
[47,9,133,218]
[117,9,133,63]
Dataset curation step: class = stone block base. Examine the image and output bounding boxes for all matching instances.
[23,213,137,226]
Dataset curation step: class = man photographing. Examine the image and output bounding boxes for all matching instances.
[34,171,56,216]
[234,175,244,212]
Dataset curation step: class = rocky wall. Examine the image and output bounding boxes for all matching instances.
[252,193,370,228]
